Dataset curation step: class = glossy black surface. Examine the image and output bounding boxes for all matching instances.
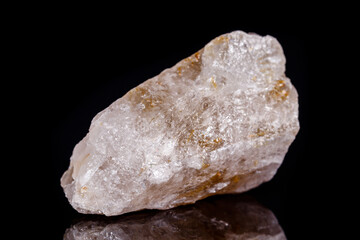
[63,194,285,239]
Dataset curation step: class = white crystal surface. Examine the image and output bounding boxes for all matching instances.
[61,30,299,216]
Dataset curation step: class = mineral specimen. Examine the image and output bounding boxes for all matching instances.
[61,30,299,216]
[64,195,287,240]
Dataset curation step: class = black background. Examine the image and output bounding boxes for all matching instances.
[48,7,346,239]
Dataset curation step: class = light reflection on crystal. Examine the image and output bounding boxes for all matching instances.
[64,194,286,240]
[61,30,299,216]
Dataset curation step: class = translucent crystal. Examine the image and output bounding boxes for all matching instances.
[61,30,299,216]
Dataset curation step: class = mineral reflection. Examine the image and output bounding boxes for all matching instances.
[64,195,286,240]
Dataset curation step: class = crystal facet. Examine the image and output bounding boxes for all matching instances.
[61,30,299,216]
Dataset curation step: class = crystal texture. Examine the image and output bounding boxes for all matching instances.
[64,195,286,240]
[61,30,299,216]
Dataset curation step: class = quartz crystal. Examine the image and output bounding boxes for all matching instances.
[61,30,299,216]
[64,195,286,240]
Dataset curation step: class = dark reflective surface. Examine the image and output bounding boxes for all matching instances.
[64,194,286,240]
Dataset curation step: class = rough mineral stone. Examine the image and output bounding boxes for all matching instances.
[64,195,287,240]
[61,30,299,216]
